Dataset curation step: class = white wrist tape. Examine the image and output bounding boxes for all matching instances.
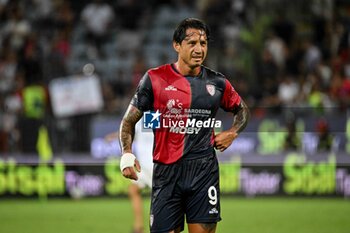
[120,153,136,172]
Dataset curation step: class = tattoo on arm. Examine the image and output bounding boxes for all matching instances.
[119,105,143,154]
[231,100,250,134]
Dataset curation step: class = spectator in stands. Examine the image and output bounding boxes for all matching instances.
[16,33,49,153]
[18,63,49,153]
[52,0,75,32]
[80,0,115,56]
[315,118,333,151]
[271,13,295,47]
[329,69,350,109]
[1,84,22,153]
[265,30,287,71]
[307,79,333,114]
[131,53,147,88]
[254,48,279,105]
[0,48,21,153]
[115,0,145,31]
[278,74,299,107]
[0,49,18,94]
[284,115,300,151]
[302,38,322,74]
[2,5,31,51]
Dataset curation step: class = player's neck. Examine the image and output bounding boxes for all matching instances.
[174,62,201,77]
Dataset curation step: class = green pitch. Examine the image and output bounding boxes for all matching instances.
[0,197,349,233]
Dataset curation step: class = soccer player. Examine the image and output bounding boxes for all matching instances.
[129,121,153,233]
[119,18,249,233]
[105,121,153,233]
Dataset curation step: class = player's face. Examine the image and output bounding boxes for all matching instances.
[174,28,208,69]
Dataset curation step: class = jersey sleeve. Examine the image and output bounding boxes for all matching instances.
[130,72,154,112]
[220,79,241,112]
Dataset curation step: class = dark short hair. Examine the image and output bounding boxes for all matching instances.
[173,18,210,44]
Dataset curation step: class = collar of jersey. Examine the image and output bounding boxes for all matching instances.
[170,63,203,78]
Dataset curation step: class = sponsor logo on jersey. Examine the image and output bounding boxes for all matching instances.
[143,110,221,134]
[166,99,183,115]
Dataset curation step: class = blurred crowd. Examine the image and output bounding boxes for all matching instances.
[0,0,349,154]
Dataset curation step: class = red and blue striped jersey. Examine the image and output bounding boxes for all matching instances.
[131,64,241,164]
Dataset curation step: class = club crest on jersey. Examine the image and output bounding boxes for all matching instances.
[206,84,215,96]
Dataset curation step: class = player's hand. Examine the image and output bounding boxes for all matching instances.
[214,131,238,152]
[122,160,141,180]
[120,153,141,180]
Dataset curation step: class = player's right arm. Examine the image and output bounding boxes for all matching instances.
[119,104,143,180]
[119,72,154,180]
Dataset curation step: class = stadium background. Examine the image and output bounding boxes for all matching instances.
[0,0,350,233]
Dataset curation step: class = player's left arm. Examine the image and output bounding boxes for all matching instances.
[214,99,250,152]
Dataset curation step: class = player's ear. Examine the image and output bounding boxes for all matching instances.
[173,41,180,52]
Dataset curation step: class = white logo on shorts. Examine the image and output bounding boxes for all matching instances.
[150,214,154,227]
[209,207,218,214]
